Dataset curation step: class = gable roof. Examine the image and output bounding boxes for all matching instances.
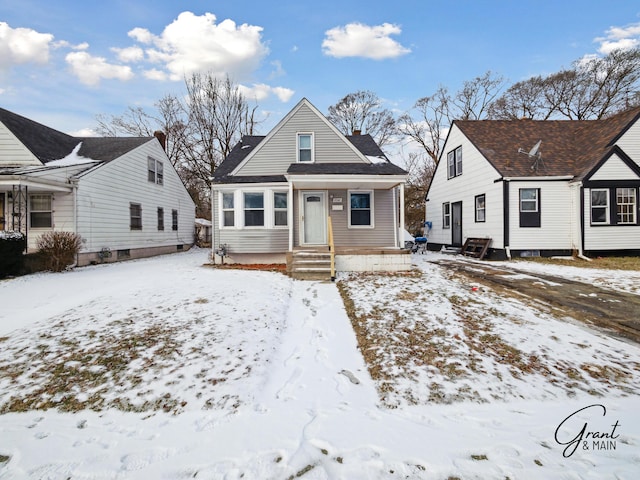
[454,106,640,179]
[0,107,152,165]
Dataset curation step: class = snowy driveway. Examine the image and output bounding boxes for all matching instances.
[1,249,639,479]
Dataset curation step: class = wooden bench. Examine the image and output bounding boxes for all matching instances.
[461,238,492,260]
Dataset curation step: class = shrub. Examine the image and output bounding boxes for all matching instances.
[36,231,83,272]
[0,231,26,278]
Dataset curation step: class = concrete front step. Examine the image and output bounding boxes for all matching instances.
[289,250,334,281]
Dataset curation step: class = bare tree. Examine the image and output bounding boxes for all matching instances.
[452,71,506,120]
[490,48,640,120]
[183,73,259,185]
[327,90,397,147]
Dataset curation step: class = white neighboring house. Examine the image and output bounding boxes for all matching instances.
[425,106,640,258]
[0,107,196,266]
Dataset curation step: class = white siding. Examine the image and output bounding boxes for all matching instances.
[235,103,365,176]
[508,181,575,250]
[0,121,41,166]
[590,154,640,181]
[616,117,640,164]
[425,125,504,247]
[583,188,640,251]
[75,140,195,253]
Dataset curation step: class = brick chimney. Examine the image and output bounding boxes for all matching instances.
[154,131,167,151]
[352,129,361,135]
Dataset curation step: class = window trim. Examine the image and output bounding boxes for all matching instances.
[273,191,288,228]
[147,156,164,185]
[157,207,164,231]
[442,202,451,229]
[29,194,53,228]
[590,188,610,225]
[519,188,541,228]
[475,194,486,223]
[348,190,374,229]
[297,132,314,163]
[243,191,265,228]
[447,146,462,179]
[616,187,637,225]
[221,192,235,228]
[171,209,178,231]
[130,202,142,230]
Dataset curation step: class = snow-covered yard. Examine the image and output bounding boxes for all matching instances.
[0,248,639,479]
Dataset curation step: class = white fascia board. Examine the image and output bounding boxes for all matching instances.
[501,175,574,181]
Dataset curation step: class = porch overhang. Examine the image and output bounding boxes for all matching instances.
[285,173,406,190]
[0,175,73,192]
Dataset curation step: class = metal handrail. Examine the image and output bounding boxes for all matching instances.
[327,216,336,281]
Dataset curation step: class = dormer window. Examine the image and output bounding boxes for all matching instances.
[297,133,314,162]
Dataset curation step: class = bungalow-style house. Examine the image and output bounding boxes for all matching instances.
[0,107,196,266]
[425,106,640,258]
[211,98,409,278]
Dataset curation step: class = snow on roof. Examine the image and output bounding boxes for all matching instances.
[366,155,388,164]
[45,142,99,167]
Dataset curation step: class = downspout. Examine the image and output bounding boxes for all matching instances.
[399,183,405,248]
[577,184,591,261]
[288,181,294,252]
[502,179,511,259]
[71,180,79,268]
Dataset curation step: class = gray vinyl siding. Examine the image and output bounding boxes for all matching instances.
[75,140,195,253]
[293,189,395,247]
[235,103,366,176]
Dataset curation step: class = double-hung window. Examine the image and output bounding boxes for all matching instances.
[244,192,264,227]
[349,191,373,227]
[172,209,178,231]
[130,203,142,230]
[297,133,313,163]
[30,194,52,228]
[447,146,462,179]
[475,194,486,222]
[148,157,163,185]
[590,189,609,224]
[157,207,164,231]
[222,192,235,227]
[274,192,288,227]
[442,202,451,229]
[616,188,637,224]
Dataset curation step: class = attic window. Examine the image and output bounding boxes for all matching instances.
[447,146,462,179]
[148,157,163,185]
[297,133,314,163]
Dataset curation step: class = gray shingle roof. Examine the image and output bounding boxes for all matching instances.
[0,107,151,164]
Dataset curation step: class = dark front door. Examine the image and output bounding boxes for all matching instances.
[452,201,462,246]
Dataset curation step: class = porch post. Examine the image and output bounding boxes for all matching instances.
[399,182,405,248]
[288,181,294,251]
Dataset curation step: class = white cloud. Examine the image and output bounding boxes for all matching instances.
[69,127,98,137]
[238,83,294,102]
[112,46,144,63]
[595,22,640,54]
[0,22,54,69]
[65,51,134,86]
[322,22,410,60]
[143,68,168,81]
[128,11,269,82]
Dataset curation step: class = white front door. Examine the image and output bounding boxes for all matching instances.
[302,192,326,244]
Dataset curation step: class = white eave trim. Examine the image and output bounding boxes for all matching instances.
[501,175,574,181]
[285,173,406,189]
[0,175,73,192]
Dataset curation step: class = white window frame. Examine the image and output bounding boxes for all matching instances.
[348,190,374,229]
[616,187,637,225]
[590,188,609,225]
[172,209,178,231]
[475,194,486,223]
[130,202,142,230]
[297,133,314,163]
[273,191,288,228]
[447,146,462,179]
[221,192,235,228]
[443,202,451,229]
[520,188,538,212]
[30,194,53,228]
[243,191,265,228]
[148,156,164,185]
[157,207,164,231]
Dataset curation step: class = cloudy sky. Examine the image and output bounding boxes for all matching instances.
[1,0,639,137]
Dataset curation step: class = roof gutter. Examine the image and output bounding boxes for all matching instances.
[0,175,73,192]
[497,175,574,182]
